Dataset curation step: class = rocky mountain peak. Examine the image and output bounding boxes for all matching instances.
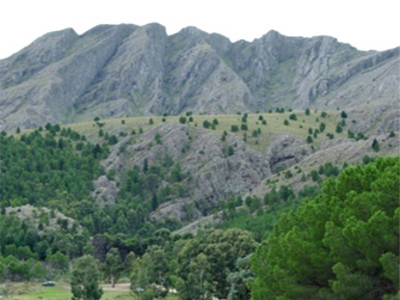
[0,23,398,131]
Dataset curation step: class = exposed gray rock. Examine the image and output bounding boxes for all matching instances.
[0,24,398,131]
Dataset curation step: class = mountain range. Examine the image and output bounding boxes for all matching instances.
[0,23,398,131]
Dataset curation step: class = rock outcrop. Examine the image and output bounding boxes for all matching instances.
[1,24,398,131]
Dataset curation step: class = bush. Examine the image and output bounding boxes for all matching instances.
[305,108,310,115]
[284,120,289,126]
[149,118,154,125]
[319,122,326,133]
[228,145,234,156]
[336,124,343,133]
[179,116,187,124]
[262,119,267,125]
[258,115,264,121]
[203,120,211,128]
[289,113,297,120]
[213,118,219,125]
[240,123,248,131]
[372,138,380,152]
[231,125,239,132]
[341,111,348,118]
[320,111,327,118]
[389,131,395,138]
[307,136,313,143]
[326,133,335,139]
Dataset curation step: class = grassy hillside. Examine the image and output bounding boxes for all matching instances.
[56,109,346,150]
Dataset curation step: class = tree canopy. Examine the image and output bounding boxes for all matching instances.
[250,157,399,300]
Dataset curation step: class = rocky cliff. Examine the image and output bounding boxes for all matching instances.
[1,23,399,131]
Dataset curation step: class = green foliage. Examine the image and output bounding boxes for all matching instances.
[319,122,326,132]
[305,108,310,115]
[284,119,289,126]
[336,123,343,133]
[213,118,219,125]
[250,157,400,300]
[228,145,235,156]
[231,125,239,132]
[389,131,395,138]
[179,116,187,124]
[71,255,103,300]
[289,113,297,120]
[261,119,267,125]
[341,111,348,118]
[0,129,104,208]
[177,229,257,299]
[372,138,380,152]
[321,111,327,118]
[326,132,335,139]
[203,120,211,128]
[103,248,122,287]
[149,118,154,125]
[240,123,248,131]
[307,135,313,143]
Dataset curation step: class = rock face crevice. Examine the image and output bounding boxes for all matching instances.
[1,24,399,131]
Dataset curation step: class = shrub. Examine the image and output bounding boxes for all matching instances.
[241,123,248,131]
[284,120,290,126]
[289,113,297,120]
[149,118,154,125]
[305,108,310,115]
[372,138,380,152]
[258,115,264,121]
[203,120,211,128]
[307,136,313,143]
[326,133,335,139]
[336,124,343,133]
[213,118,219,125]
[262,119,267,125]
[231,125,239,132]
[319,122,326,133]
[341,111,348,118]
[179,116,187,124]
[320,111,327,118]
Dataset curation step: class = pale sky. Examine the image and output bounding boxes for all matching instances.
[1,0,399,59]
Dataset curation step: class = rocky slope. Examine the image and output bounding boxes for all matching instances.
[1,23,398,131]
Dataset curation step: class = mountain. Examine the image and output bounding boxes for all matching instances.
[1,23,398,131]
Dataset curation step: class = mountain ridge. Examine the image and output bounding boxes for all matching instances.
[0,23,398,131]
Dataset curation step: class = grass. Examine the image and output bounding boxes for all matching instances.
[58,109,346,151]
[0,282,180,300]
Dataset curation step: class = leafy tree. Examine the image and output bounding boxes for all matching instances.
[149,118,154,125]
[104,248,122,287]
[284,119,289,126]
[71,255,103,300]
[341,111,348,118]
[231,125,239,132]
[307,135,313,143]
[289,113,297,120]
[250,157,400,300]
[305,108,310,115]
[241,124,248,131]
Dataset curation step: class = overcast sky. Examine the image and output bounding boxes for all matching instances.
[1,0,399,59]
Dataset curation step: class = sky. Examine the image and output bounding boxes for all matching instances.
[1,0,399,59]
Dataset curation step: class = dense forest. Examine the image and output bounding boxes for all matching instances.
[0,125,398,300]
